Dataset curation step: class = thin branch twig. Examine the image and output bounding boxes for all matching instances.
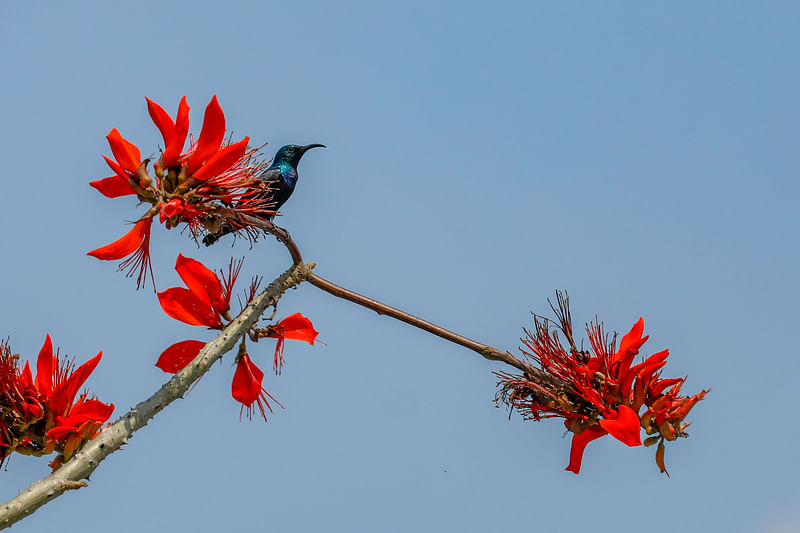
[242,217,562,388]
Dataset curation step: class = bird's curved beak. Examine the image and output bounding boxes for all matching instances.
[300,143,326,153]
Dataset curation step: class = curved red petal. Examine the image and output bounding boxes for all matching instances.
[174,254,225,312]
[146,97,176,147]
[277,313,319,344]
[156,340,206,373]
[599,405,642,447]
[49,352,103,416]
[35,334,54,395]
[66,399,114,422]
[186,95,225,174]
[565,424,607,474]
[614,318,649,363]
[46,425,76,441]
[192,137,249,181]
[162,96,190,167]
[232,353,265,406]
[90,176,136,198]
[20,361,34,390]
[157,287,221,327]
[102,155,127,177]
[87,218,149,260]
[649,377,684,398]
[105,128,141,174]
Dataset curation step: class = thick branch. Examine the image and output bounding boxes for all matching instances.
[0,262,315,529]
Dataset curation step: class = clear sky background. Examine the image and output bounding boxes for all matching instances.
[1,2,798,532]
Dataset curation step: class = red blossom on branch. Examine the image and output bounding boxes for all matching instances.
[154,256,317,419]
[155,336,301,421]
[87,95,271,288]
[495,292,708,475]
[232,352,282,420]
[0,335,114,470]
[264,313,319,373]
[157,254,238,327]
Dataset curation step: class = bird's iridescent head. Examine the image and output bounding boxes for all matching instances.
[272,144,326,167]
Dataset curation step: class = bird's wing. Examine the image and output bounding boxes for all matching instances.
[257,167,283,185]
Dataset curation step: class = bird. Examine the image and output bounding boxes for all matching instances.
[202,143,325,246]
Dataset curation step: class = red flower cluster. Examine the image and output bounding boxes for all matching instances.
[87,95,271,287]
[155,255,318,418]
[0,336,114,470]
[496,294,707,475]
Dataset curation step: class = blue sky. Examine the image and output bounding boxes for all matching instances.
[0,2,798,531]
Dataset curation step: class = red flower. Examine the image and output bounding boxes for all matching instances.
[87,217,153,289]
[232,352,282,420]
[266,313,319,373]
[156,342,284,420]
[0,336,114,469]
[89,95,267,287]
[495,293,707,475]
[156,309,318,420]
[157,254,236,327]
[89,128,143,198]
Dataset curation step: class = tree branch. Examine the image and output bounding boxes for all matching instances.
[242,217,563,388]
[2,214,567,526]
[0,262,315,529]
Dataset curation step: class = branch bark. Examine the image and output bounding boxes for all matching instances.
[243,216,563,388]
[0,262,315,529]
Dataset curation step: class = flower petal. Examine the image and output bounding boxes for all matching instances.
[565,423,607,474]
[146,97,175,145]
[157,287,221,327]
[232,353,265,407]
[174,254,225,312]
[87,218,149,260]
[613,317,649,369]
[105,128,141,174]
[20,361,34,390]
[232,353,282,420]
[649,377,684,398]
[49,352,103,416]
[192,137,249,181]
[156,340,206,373]
[35,334,54,395]
[163,96,190,167]
[90,176,136,198]
[64,399,114,423]
[599,405,642,447]
[273,313,319,344]
[46,425,76,441]
[102,155,127,177]
[186,95,225,174]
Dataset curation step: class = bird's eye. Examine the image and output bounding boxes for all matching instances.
[287,147,295,153]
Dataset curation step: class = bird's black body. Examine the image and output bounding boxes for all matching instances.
[203,143,324,246]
